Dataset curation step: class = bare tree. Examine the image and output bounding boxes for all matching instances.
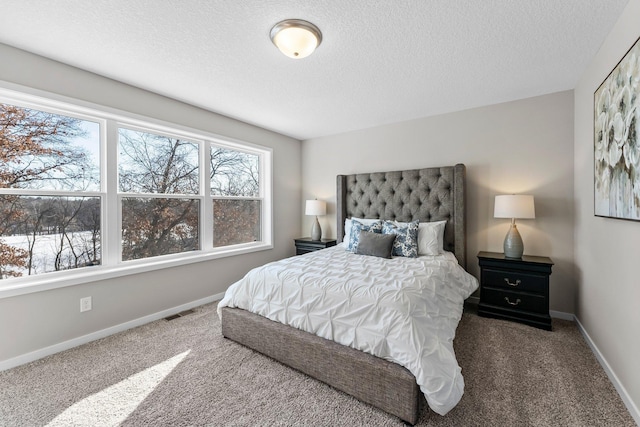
[119,130,198,194]
[76,198,100,264]
[19,197,55,275]
[52,198,88,270]
[210,147,259,197]
[211,147,261,246]
[119,129,199,260]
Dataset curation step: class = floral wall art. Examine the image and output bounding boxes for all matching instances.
[594,36,640,220]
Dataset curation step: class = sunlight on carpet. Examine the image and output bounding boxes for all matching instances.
[46,350,191,427]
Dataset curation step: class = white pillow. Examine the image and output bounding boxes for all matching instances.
[343,217,381,243]
[418,220,447,255]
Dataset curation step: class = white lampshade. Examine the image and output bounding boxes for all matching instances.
[270,19,322,59]
[494,195,535,219]
[305,200,326,216]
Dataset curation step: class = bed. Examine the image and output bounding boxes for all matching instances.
[218,164,476,424]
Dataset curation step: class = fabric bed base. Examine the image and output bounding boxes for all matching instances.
[220,307,423,424]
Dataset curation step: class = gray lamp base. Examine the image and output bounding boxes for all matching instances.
[311,216,322,241]
[503,222,524,259]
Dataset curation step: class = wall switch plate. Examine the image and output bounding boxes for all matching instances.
[80,296,92,312]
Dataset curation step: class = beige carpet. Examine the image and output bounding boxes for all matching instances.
[0,302,635,426]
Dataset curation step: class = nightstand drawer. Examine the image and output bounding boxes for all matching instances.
[482,268,546,294]
[481,288,547,314]
[294,238,337,255]
[296,246,317,255]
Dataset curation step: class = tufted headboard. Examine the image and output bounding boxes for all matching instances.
[336,164,467,269]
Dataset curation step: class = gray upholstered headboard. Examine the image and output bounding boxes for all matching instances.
[336,164,467,269]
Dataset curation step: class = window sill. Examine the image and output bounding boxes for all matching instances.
[0,242,273,299]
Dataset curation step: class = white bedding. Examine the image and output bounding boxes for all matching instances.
[217,244,478,415]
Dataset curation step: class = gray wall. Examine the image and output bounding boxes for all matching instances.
[0,43,302,363]
[574,0,640,416]
[302,91,575,314]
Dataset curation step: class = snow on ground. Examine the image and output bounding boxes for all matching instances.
[2,232,100,277]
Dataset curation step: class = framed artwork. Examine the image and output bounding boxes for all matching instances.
[594,36,640,220]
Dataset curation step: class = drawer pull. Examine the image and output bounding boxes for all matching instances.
[504,278,521,287]
[504,297,521,306]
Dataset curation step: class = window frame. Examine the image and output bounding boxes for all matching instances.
[209,142,265,248]
[0,84,273,299]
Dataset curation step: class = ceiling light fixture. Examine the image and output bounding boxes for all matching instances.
[270,19,322,59]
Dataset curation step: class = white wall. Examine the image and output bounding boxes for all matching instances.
[0,43,301,363]
[302,91,575,313]
[574,0,640,419]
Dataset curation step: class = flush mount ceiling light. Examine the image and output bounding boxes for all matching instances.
[270,19,322,59]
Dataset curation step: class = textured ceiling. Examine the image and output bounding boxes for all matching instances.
[0,1,630,140]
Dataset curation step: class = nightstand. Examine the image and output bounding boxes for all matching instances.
[477,251,553,331]
[294,237,337,255]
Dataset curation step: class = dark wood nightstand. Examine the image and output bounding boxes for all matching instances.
[294,237,337,255]
[477,251,553,331]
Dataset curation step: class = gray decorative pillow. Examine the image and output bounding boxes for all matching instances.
[355,231,396,259]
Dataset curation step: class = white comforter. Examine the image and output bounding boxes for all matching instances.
[217,244,478,415]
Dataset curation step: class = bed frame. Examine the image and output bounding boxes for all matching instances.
[220,164,466,424]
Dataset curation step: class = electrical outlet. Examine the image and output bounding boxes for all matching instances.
[80,296,92,312]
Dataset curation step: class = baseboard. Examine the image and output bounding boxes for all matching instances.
[549,309,574,321]
[575,317,640,425]
[0,292,225,372]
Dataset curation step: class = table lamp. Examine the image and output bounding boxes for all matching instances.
[305,199,326,241]
[494,195,535,259]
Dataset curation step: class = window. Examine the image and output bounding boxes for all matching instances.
[0,89,272,288]
[119,128,200,261]
[0,102,101,278]
[210,146,262,247]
